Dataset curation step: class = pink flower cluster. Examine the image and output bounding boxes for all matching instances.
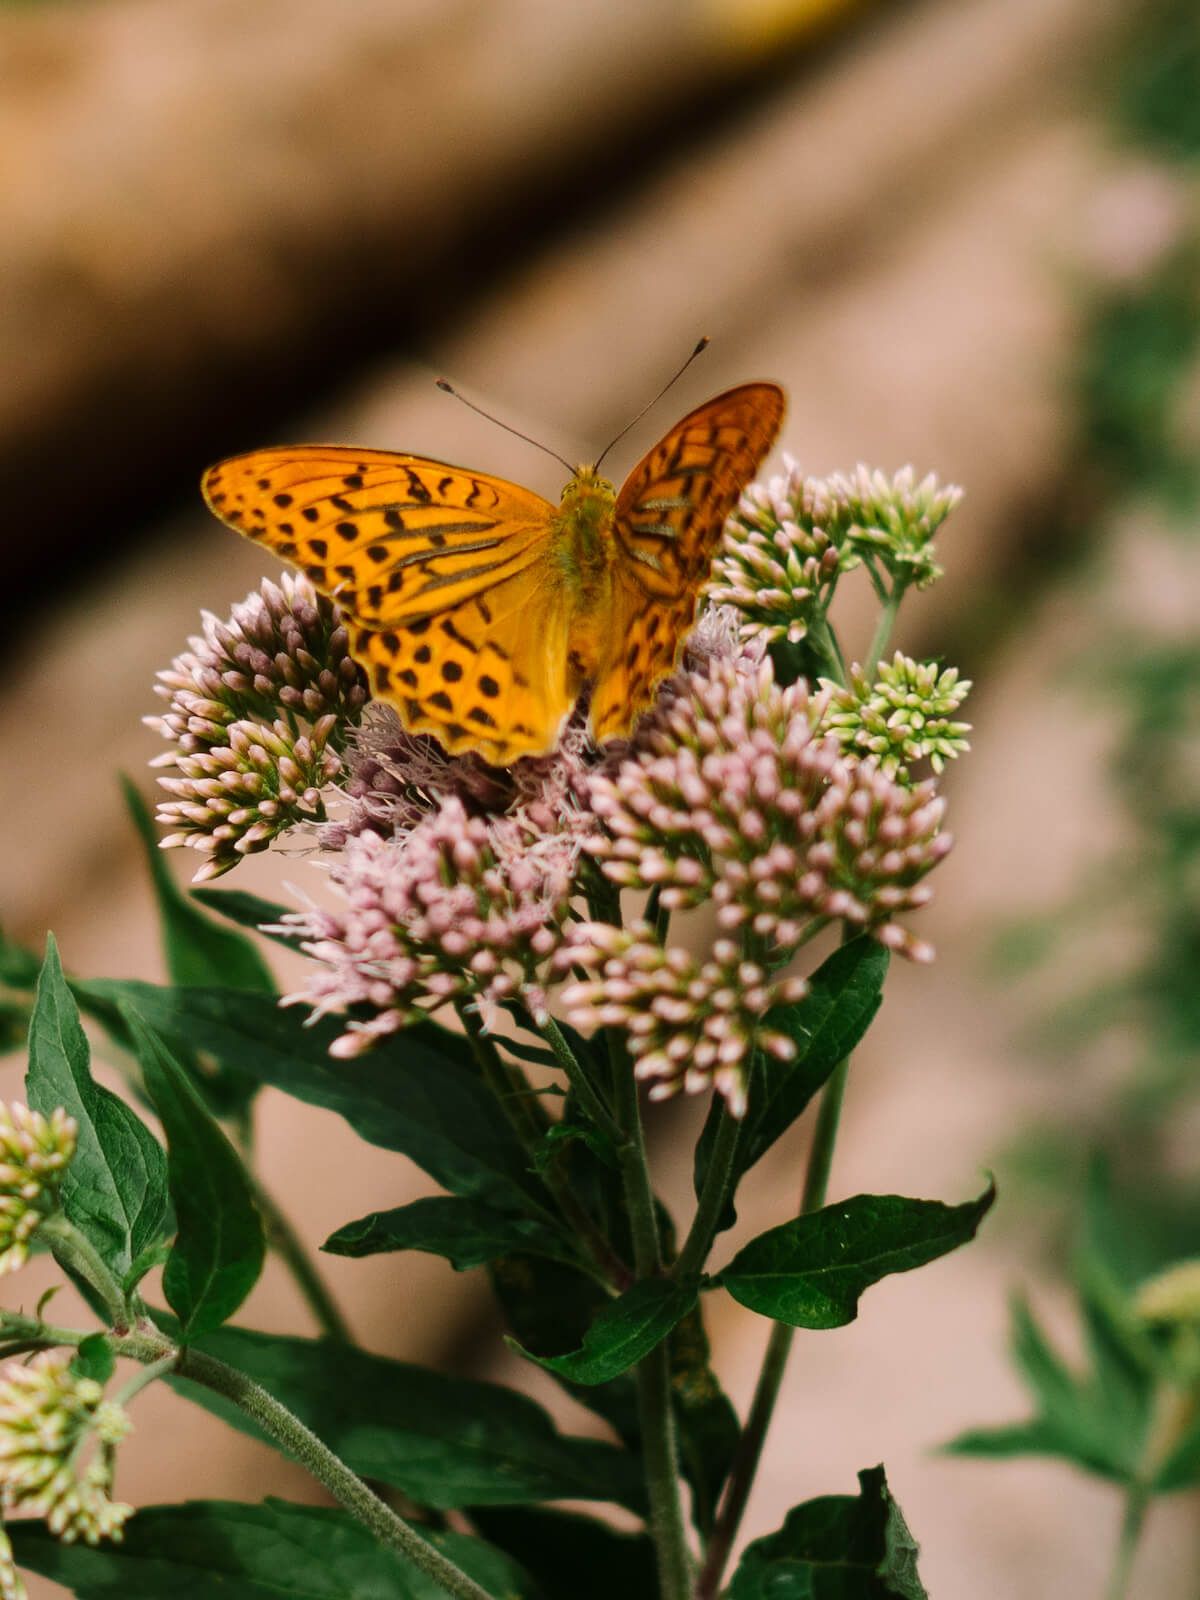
[588,653,952,963]
[559,922,808,1115]
[146,574,367,878]
[280,797,583,1054]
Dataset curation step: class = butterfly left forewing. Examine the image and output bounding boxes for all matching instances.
[202,446,555,626]
[590,382,785,740]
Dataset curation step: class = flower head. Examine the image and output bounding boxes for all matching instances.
[0,1352,132,1545]
[560,922,807,1115]
[0,1104,76,1277]
[709,460,853,645]
[830,463,962,589]
[587,652,951,962]
[146,574,368,880]
[820,653,972,779]
[712,460,962,647]
[281,797,583,1052]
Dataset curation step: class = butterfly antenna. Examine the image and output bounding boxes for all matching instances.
[593,336,710,471]
[435,379,575,473]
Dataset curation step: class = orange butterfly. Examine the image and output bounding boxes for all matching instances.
[202,382,784,766]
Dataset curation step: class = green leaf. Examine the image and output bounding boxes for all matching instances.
[943,1295,1146,1482]
[0,925,40,989]
[70,1333,115,1386]
[125,1009,264,1337]
[943,1418,1083,1461]
[491,1254,642,1444]
[511,1277,698,1386]
[169,1323,644,1511]
[729,1464,928,1599]
[10,1498,533,1598]
[74,981,542,1217]
[695,938,889,1219]
[719,1184,995,1329]
[1153,1413,1200,1491]
[324,1196,575,1272]
[471,1506,657,1598]
[123,776,276,994]
[25,937,168,1277]
[191,885,306,953]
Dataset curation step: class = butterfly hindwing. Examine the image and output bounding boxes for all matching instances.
[590,382,785,739]
[202,446,554,625]
[349,561,577,766]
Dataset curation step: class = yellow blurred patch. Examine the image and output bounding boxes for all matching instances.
[704,0,869,58]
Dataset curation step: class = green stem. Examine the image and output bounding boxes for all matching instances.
[460,1004,630,1289]
[39,1214,129,1330]
[611,1039,691,1600]
[458,1003,548,1143]
[537,1014,623,1146]
[1102,1377,1196,1600]
[863,588,902,678]
[696,1055,852,1600]
[810,616,847,684]
[175,1347,497,1600]
[0,1312,496,1600]
[799,1056,850,1215]
[672,1106,741,1284]
[251,1174,354,1344]
[1105,1486,1149,1600]
[694,1320,792,1600]
[112,1351,178,1409]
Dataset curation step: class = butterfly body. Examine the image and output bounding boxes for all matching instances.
[202,382,784,766]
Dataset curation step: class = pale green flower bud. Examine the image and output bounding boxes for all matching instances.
[0,1103,77,1277]
[820,653,972,780]
[0,1353,133,1547]
[1135,1260,1200,1327]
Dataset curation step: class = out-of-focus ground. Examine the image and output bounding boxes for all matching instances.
[3,0,1199,1594]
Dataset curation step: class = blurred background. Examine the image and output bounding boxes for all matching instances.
[3,0,1200,1593]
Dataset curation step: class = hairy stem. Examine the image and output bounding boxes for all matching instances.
[175,1347,497,1600]
[612,1035,691,1600]
[38,1214,130,1331]
[0,1312,495,1600]
[696,1055,852,1599]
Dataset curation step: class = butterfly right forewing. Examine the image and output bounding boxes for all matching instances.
[589,383,785,740]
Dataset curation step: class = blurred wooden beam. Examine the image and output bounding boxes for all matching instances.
[0,0,875,575]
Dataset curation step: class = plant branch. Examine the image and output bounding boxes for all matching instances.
[611,1033,691,1600]
[459,1003,630,1289]
[863,587,902,678]
[696,1054,852,1599]
[1105,1484,1149,1600]
[672,1105,741,1285]
[0,1312,496,1600]
[536,1013,623,1146]
[175,1346,498,1600]
[38,1214,130,1331]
